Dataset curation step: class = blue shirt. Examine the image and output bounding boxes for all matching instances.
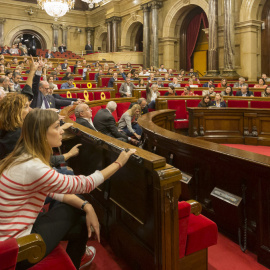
[60,82,74,89]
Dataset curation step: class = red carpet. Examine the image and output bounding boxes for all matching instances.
[208,233,268,270]
[79,233,268,270]
[222,144,270,157]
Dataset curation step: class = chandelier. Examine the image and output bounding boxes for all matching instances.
[81,0,102,9]
[37,0,75,21]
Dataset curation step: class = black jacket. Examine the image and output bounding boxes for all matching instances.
[76,118,95,131]
[93,109,128,140]
[0,129,21,160]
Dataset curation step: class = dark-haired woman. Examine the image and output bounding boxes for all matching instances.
[221,86,234,96]
[262,85,270,97]
[198,94,212,107]
[164,85,177,96]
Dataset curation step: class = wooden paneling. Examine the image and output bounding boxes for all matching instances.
[188,108,270,145]
[138,109,270,268]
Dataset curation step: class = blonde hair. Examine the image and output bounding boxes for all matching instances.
[0,93,28,131]
[127,104,141,116]
[0,109,58,175]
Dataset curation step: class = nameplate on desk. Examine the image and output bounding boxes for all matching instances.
[181,172,192,184]
[211,188,242,206]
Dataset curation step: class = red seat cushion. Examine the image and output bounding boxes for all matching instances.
[167,100,187,119]
[174,120,189,129]
[194,90,202,95]
[77,91,94,101]
[159,90,167,96]
[69,114,76,121]
[94,91,111,100]
[91,106,102,119]
[0,238,18,270]
[29,244,76,270]
[185,214,218,256]
[101,77,110,87]
[141,91,146,99]
[116,102,131,119]
[186,99,201,107]
[250,101,270,108]
[178,202,191,258]
[227,100,249,108]
[253,91,261,97]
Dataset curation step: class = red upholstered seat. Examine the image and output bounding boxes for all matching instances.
[69,114,76,121]
[253,91,261,97]
[77,92,94,101]
[194,90,202,95]
[91,106,102,119]
[159,90,167,96]
[141,91,146,98]
[167,100,189,129]
[74,77,82,81]
[178,201,218,258]
[186,214,218,255]
[59,93,77,98]
[94,91,111,100]
[101,77,110,87]
[250,100,270,108]
[89,72,96,80]
[186,99,201,107]
[116,102,131,119]
[176,90,184,95]
[227,100,249,108]
[0,239,75,270]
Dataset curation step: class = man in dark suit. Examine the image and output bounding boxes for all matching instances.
[235,86,254,97]
[95,69,103,82]
[61,59,68,70]
[203,79,214,87]
[59,44,66,53]
[45,49,55,59]
[85,42,93,54]
[75,104,96,130]
[93,101,137,143]
[119,78,136,97]
[129,98,148,115]
[108,71,126,87]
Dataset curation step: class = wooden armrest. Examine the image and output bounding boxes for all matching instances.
[187,200,202,216]
[16,233,46,264]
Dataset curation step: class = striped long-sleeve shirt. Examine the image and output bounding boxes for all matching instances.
[0,157,104,240]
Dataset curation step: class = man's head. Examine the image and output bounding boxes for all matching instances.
[64,59,68,64]
[75,103,92,119]
[152,84,159,92]
[164,73,169,79]
[66,67,72,73]
[241,85,248,94]
[190,68,194,73]
[137,98,147,110]
[82,59,87,65]
[126,78,131,84]
[150,73,155,79]
[108,68,113,74]
[12,58,18,64]
[173,77,178,83]
[168,68,173,74]
[239,77,245,84]
[157,78,163,85]
[262,73,268,79]
[209,85,215,93]
[18,61,24,67]
[12,72,21,84]
[106,101,117,113]
[0,76,9,88]
[209,79,214,86]
[99,69,103,75]
[113,72,118,79]
[183,86,190,94]
[160,64,164,69]
[67,76,74,86]
[48,83,55,95]
[39,81,50,96]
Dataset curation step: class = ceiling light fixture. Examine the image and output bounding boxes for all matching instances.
[81,0,102,9]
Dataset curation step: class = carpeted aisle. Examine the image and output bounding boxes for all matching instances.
[222,144,270,157]
[208,233,268,270]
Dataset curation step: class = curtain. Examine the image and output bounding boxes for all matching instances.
[186,13,208,70]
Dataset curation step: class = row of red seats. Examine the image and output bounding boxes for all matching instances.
[60,91,111,101]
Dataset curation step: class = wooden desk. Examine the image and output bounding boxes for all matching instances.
[138,109,270,268]
[60,105,182,270]
[188,107,270,146]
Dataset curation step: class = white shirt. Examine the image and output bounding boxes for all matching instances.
[151,91,157,101]
[126,84,131,95]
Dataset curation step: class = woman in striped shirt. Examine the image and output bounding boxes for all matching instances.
[0,108,135,269]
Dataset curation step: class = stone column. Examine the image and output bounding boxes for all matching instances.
[161,38,177,69]
[205,0,219,76]
[86,27,95,44]
[52,24,60,47]
[112,17,121,52]
[106,19,112,52]
[61,25,69,47]
[141,4,150,68]
[222,0,239,77]
[150,1,162,68]
[0,19,6,47]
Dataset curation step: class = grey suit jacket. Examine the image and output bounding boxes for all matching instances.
[119,82,136,97]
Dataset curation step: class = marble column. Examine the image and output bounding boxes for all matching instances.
[0,19,6,47]
[86,27,95,44]
[52,24,60,47]
[106,19,112,53]
[222,0,239,77]
[205,0,219,76]
[141,4,150,68]
[112,17,121,52]
[61,25,69,47]
[150,1,162,68]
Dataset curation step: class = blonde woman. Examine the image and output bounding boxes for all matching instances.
[118,104,142,140]
[146,83,160,109]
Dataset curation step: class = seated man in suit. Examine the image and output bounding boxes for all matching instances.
[93,101,137,144]
[203,79,214,87]
[95,69,103,83]
[45,49,55,59]
[235,85,254,97]
[59,44,66,53]
[61,59,68,70]
[108,71,126,87]
[61,76,78,89]
[129,98,148,115]
[75,104,96,131]
[119,78,135,97]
